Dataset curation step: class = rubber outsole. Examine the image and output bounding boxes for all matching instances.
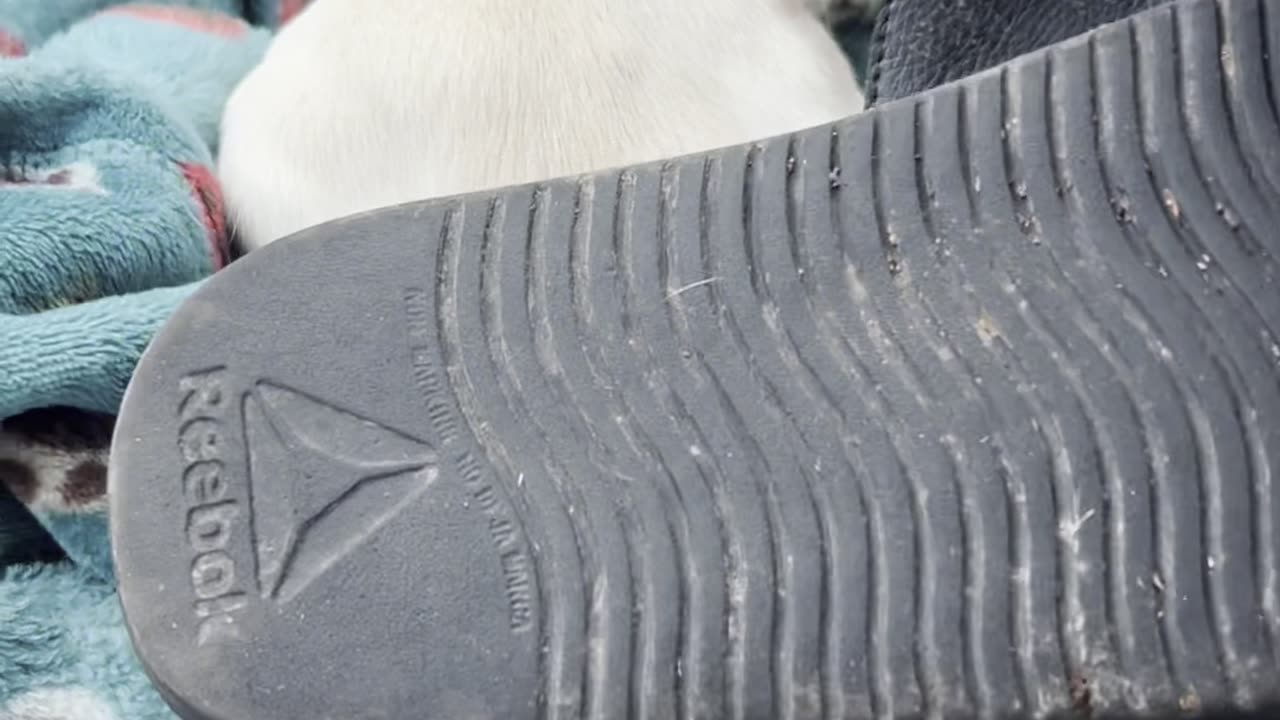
[110,0,1280,717]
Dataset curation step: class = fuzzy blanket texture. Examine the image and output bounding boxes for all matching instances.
[0,3,301,718]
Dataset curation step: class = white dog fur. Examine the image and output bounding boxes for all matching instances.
[219,0,865,252]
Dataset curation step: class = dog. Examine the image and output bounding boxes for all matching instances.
[218,0,865,252]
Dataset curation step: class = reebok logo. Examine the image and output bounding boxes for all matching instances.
[178,368,246,646]
[178,371,439,646]
[243,380,439,604]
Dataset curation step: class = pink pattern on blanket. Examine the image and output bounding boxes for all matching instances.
[180,163,231,270]
[278,0,307,25]
[102,4,248,37]
[0,27,25,57]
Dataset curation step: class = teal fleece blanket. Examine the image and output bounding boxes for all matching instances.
[0,3,298,718]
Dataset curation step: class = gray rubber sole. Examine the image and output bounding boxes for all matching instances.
[110,0,1280,717]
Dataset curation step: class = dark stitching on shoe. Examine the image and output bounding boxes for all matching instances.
[865,0,897,105]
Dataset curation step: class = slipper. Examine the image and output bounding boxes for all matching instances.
[110,0,1280,717]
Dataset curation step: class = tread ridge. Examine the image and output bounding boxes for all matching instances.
[1060,34,1194,704]
[711,144,824,719]
[1132,7,1280,692]
[480,195,616,719]
[754,140,874,720]
[1002,68,1042,246]
[879,100,988,719]
[788,137,841,720]
[919,85,1041,717]
[1204,1,1280,219]
[1060,37,1233,703]
[689,155,780,720]
[858,119,933,405]
[1197,12,1280,677]
[1161,2,1279,697]
[566,176,634,720]
[727,149,803,717]
[996,56,1108,714]
[803,128,905,720]
[704,164,800,719]
[503,204,614,720]
[605,173,685,720]
[652,164,703,720]
[838,116,928,719]
[921,87,1070,712]
[829,117,939,719]
[1165,4,1280,339]
[984,85,1065,717]
[870,115,903,280]
[1162,5,1259,701]
[822,128,881,720]
[1052,26,1245,706]
[1080,32,1171,709]
[1266,0,1280,126]
[966,64,1145,714]
[559,177,622,720]
[912,102,942,260]
[1102,11,1280,705]
[868,117,944,720]
[732,131,910,719]
[611,170,694,720]
[777,139,839,720]
[432,202,568,720]
[1126,289,1255,699]
[1219,0,1280,207]
[659,163,754,720]
[994,77,1092,711]
[1102,18,1231,708]
[784,136,809,290]
[956,84,981,223]
[583,168,737,720]
[1008,43,1198,707]
[528,180,688,720]
[783,126,949,718]
[911,105,1002,720]
[999,57,1102,689]
[818,126,922,431]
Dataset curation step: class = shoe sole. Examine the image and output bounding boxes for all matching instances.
[111,0,1280,717]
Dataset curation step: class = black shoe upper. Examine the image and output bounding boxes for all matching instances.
[866,0,1168,105]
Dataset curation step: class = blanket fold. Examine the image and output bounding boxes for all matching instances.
[0,3,297,717]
